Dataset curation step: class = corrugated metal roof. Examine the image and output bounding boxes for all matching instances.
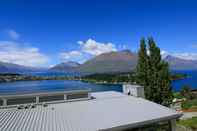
[0,91,181,131]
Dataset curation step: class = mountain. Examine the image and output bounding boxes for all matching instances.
[50,52,197,74]
[3,50,195,74]
[0,61,46,73]
[78,50,138,73]
[164,55,197,70]
[49,61,80,72]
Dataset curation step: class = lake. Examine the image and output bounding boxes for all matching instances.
[0,80,122,95]
[0,70,196,95]
[172,70,197,91]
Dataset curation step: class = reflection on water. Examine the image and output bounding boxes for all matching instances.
[0,80,122,95]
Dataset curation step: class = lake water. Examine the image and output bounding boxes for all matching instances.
[172,70,197,91]
[0,80,122,95]
[0,70,196,95]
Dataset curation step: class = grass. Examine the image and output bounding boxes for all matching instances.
[177,117,197,129]
[181,99,197,110]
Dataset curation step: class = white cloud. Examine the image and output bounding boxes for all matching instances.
[7,29,20,40]
[0,41,49,66]
[78,38,117,56]
[60,50,82,60]
[60,39,119,63]
[77,41,83,45]
[173,53,197,60]
[161,50,169,59]
[122,44,127,50]
[49,64,55,68]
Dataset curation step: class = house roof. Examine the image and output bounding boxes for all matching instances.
[0,91,182,131]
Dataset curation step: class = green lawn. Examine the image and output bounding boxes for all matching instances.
[177,117,197,129]
[173,92,184,99]
[181,99,197,110]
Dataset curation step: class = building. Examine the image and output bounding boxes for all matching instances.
[0,85,182,131]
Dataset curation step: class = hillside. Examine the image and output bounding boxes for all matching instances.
[49,61,80,72]
[164,55,197,70]
[0,61,46,73]
[78,50,138,73]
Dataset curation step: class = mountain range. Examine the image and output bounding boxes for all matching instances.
[49,50,137,74]
[164,55,197,70]
[0,61,46,73]
[49,50,197,73]
[0,50,197,74]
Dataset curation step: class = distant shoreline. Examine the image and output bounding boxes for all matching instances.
[0,73,73,83]
[0,72,188,83]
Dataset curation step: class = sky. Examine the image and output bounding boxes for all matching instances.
[0,0,197,67]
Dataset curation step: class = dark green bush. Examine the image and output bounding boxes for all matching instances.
[181,101,192,110]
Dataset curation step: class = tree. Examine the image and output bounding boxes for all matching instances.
[136,37,173,106]
[147,37,163,104]
[158,61,173,106]
[180,85,193,100]
[135,38,149,97]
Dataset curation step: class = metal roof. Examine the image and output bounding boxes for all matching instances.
[0,91,182,131]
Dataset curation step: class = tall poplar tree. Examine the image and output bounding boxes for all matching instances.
[136,37,173,106]
[136,38,149,97]
[147,37,162,103]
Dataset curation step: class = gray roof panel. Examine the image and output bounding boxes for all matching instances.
[0,91,182,131]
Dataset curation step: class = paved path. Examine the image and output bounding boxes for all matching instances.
[180,112,197,120]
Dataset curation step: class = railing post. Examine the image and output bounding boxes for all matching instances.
[88,92,91,99]
[169,119,176,131]
[36,96,39,103]
[3,99,7,106]
[64,94,67,100]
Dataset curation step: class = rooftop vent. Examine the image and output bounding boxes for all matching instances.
[123,84,145,98]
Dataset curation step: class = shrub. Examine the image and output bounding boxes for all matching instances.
[181,101,192,110]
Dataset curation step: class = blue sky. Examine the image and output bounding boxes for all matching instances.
[0,0,197,67]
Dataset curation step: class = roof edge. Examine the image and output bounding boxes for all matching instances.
[100,113,183,131]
